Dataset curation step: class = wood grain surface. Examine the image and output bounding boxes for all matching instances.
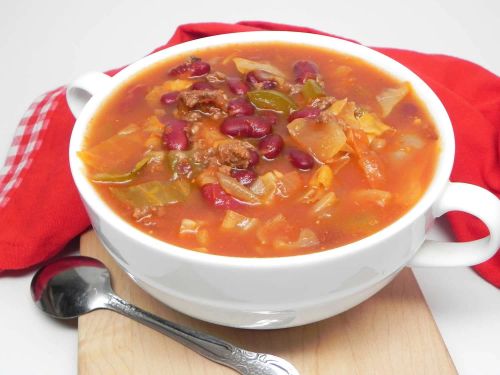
[79,230,456,375]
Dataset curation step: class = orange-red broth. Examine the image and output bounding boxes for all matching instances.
[81,42,440,257]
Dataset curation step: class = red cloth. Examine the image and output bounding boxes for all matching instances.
[0,21,498,286]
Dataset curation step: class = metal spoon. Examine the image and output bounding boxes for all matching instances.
[31,256,299,375]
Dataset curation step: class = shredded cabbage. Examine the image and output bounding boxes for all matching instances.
[376,83,410,117]
[221,210,259,231]
[91,154,152,183]
[351,189,392,207]
[274,228,320,251]
[287,118,346,163]
[179,219,202,235]
[145,79,192,107]
[110,179,191,209]
[233,57,286,78]
[217,172,261,204]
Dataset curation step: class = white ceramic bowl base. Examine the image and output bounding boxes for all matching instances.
[68,32,500,329]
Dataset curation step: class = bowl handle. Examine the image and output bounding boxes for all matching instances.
[410,182,500,267]
[66,72,112,118]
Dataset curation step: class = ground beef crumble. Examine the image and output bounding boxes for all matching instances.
[310,96,336,110]
[179,89,228,109]
[177,89,228,121]
[216,140,253,169]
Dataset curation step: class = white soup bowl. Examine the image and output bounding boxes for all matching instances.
[67,32,500,329]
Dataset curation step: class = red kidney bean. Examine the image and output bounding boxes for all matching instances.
[228,97,255,117]
[220,116,272,138]
[227,77,249,95]
[191,81,214,90]
[169,59,210,78]
[220,117,251,137]
[288,106,321,121]
[162,119,189,150]
[230,169,257,186]
[190,61,211,77]
[259,134,284,159]
[293,60,319,83]
[160,91,179,105]
[259,110,279,126]
[248,150,260,167]
[289,149,315,170]
[245,71,260,85]
[246,70,278,89]
[169,63,189,76]
[201,183,240,209]
[249,117,273,138]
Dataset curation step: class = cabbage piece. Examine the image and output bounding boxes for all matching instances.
[217,172,261,204]
[179,219,202,235]
[287,118,346,163]
[91,154,152,183]
[221,210,259,231]
[376,83,410,117]
[341,213,380,235]
[329,153,351,174]
[351,189,392,207]
[78,127,149,173]
[337,101,359,127]
[275,170,302,198]
[250,170,301,204]
[346,128,385,188]
[145,79,192,107]
[310,165,334,189]
[300,165,334,204]
[256,214,290,245]
[233,57,286,78]
[273,228,320,251]
[400,133,425,149]
[196,229,210,246]
[329,98,348,115]
[143,116,165,133]
[311,191,337,215]
[250,172,279,204]
[196,168,218,186]
[335,101,392,141]
[357,112,392,138]
[110,179,191,209]
[118,124,140,135]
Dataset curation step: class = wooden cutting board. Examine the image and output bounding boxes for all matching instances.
[79,230,456,375]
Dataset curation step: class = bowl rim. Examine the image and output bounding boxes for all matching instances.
[69,31,455,269]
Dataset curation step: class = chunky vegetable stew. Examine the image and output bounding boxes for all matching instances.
[80,42,440,257]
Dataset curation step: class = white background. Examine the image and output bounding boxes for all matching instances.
[1,0,499,374]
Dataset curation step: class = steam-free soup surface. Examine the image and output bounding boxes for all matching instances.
[80,42,439,257]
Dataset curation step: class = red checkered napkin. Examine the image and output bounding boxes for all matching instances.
[0,88,65,206]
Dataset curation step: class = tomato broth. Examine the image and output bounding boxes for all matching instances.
[80,42,440,257]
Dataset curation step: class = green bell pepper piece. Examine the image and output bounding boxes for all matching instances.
[247,90,297,114]
[302,79,325,101]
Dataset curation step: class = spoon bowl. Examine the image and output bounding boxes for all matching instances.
[31,256,299,375]
[31,256,111,319]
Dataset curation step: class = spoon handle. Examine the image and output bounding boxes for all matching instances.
[105,293,298,375]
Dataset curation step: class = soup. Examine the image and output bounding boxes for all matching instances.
[79,42,439,257]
